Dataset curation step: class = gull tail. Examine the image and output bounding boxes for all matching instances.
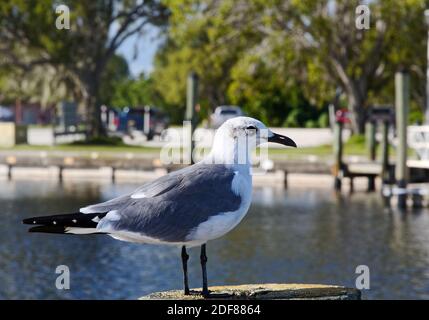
[22,212,107,235]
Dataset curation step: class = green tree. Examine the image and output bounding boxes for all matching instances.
[251,0,427,133]
[0,0,169,137]
[153,0,427,132]
[152,0,264,123]
[228,53,316,126]
[99,54,130,107]
[110,74,165,109]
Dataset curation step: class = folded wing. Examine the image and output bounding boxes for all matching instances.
[81,164,242,242]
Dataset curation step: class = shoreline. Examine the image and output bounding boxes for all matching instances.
[0,165,377,191]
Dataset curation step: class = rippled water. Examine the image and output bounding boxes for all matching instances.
[1,179,428,299]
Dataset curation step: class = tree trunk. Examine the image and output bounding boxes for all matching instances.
[347,93,366,134]
[15,98,22,125]
[87,94,102,138]
[84,74,105,139]
[329,57,369,135]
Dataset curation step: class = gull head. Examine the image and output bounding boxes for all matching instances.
[209,116,296,165]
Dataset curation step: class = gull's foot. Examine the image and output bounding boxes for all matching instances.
[180,289,211,297]
[201,289,210,298]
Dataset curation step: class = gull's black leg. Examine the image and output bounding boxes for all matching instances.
[200,243,209,297]
[181,246,190,295]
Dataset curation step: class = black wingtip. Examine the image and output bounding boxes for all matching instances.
[23,217,37,225]
[28,225,67,234]
[22,212,107,227]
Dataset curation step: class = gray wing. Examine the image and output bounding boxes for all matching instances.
[79,167,189,213]
[80,164,242,242]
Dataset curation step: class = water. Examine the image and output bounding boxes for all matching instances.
[1,179,428,299]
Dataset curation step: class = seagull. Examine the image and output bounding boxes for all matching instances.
[23,117,296,297]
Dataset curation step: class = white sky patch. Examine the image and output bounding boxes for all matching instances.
[112,23,164,77]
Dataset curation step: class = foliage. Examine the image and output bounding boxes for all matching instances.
[99,55,130,107]
[0,0,169,137]
[152,0,266,123]
[1,0,428,133]
[152,0,427,130]
[109,74,166,109]
[227,53,315,126]
[70,136,124,146]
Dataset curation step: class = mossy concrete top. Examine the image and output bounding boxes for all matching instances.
[141,283,361,300]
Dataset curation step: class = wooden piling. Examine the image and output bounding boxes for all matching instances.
[380,120,390,185]
[333,121,343,191]
[366,121,376,191]
[186,72,199,165]
[7,164,12,180]
[366,121,376,161]
[111,167,116,183]
[412,193,423,209]
[283,170,288,189]
[58,165,63,182]
[395,71,409,209]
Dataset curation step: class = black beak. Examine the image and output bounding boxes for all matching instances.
[268,132,297,148]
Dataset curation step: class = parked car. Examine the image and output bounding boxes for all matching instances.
[143,106,170,140]
[103,106,169,140]
[210,105,243,128]
[0,106,14,121]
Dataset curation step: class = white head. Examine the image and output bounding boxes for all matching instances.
[208,116,296,165]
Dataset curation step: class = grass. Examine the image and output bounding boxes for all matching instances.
[0,143,162,154]
[268,134,367,159]
[7,129,410,161]
[2,133,418,165]
[0,137,369,160]
[268,145,332,158]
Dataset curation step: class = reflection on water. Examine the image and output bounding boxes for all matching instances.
[1,179,428,299]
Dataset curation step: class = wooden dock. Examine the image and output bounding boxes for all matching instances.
[337,161,395,192]
[0,150,334,187]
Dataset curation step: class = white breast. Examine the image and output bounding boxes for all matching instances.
[186,169,252,244]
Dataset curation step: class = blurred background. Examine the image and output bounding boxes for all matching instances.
[0,0,429,300]
[0,0,427,138]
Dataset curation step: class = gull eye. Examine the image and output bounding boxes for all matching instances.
[245,125,257,135]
